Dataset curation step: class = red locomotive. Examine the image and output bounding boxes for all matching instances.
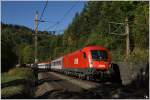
[51,45,121,83]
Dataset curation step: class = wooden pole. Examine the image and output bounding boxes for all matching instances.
[125,17,130,58]
[34,11,38,64]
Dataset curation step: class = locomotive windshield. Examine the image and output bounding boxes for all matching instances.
[91,50,108,61]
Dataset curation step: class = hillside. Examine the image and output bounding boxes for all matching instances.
[62,1,149,62]
[1,23,63,72]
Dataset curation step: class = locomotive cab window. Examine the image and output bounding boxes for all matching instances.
[83,52,86,58]
[91,50,108,61]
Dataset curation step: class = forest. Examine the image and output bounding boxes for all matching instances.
[1,1,149,72]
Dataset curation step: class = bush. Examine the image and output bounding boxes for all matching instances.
[127,48,149,63]
[8,67,35,79]
[111,50,126,62]
[111,48,148,64]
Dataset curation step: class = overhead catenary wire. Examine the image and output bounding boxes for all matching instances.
[39,0,48,20]
[46,1,78,32]
[37,0,48,28]
[59,2,78,23]
[54,2,78,31]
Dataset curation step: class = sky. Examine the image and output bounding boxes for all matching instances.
[1,1,85,33]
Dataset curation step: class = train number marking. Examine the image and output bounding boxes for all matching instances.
[74,58,78,64]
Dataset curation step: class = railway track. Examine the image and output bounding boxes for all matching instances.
[36,71,107,98]
[35,70,148,99]
[36,72,100,90]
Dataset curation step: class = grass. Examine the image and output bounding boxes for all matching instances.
[1,67,36,98]
[1,85,25,98]
[2,67,35,84]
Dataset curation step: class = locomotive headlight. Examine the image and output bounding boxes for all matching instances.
[89,61,93,68]
[99,64,105,68]
[90,64,93,68]
[90,62,93,68]
[90,61,93,68]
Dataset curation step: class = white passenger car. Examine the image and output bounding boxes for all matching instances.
[38,61,50,69]
[51,57,63,70]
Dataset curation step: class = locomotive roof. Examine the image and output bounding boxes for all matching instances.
[64,45,108,57]
[83,45,107,50]
[51,45,108,61]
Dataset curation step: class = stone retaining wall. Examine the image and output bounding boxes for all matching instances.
[116,62,148,85]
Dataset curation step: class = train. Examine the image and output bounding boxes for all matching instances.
[38,61,50,69]
[37,45,122,83]
[50,45,122,82]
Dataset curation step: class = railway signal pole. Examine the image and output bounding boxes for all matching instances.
[109,16,130,59]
